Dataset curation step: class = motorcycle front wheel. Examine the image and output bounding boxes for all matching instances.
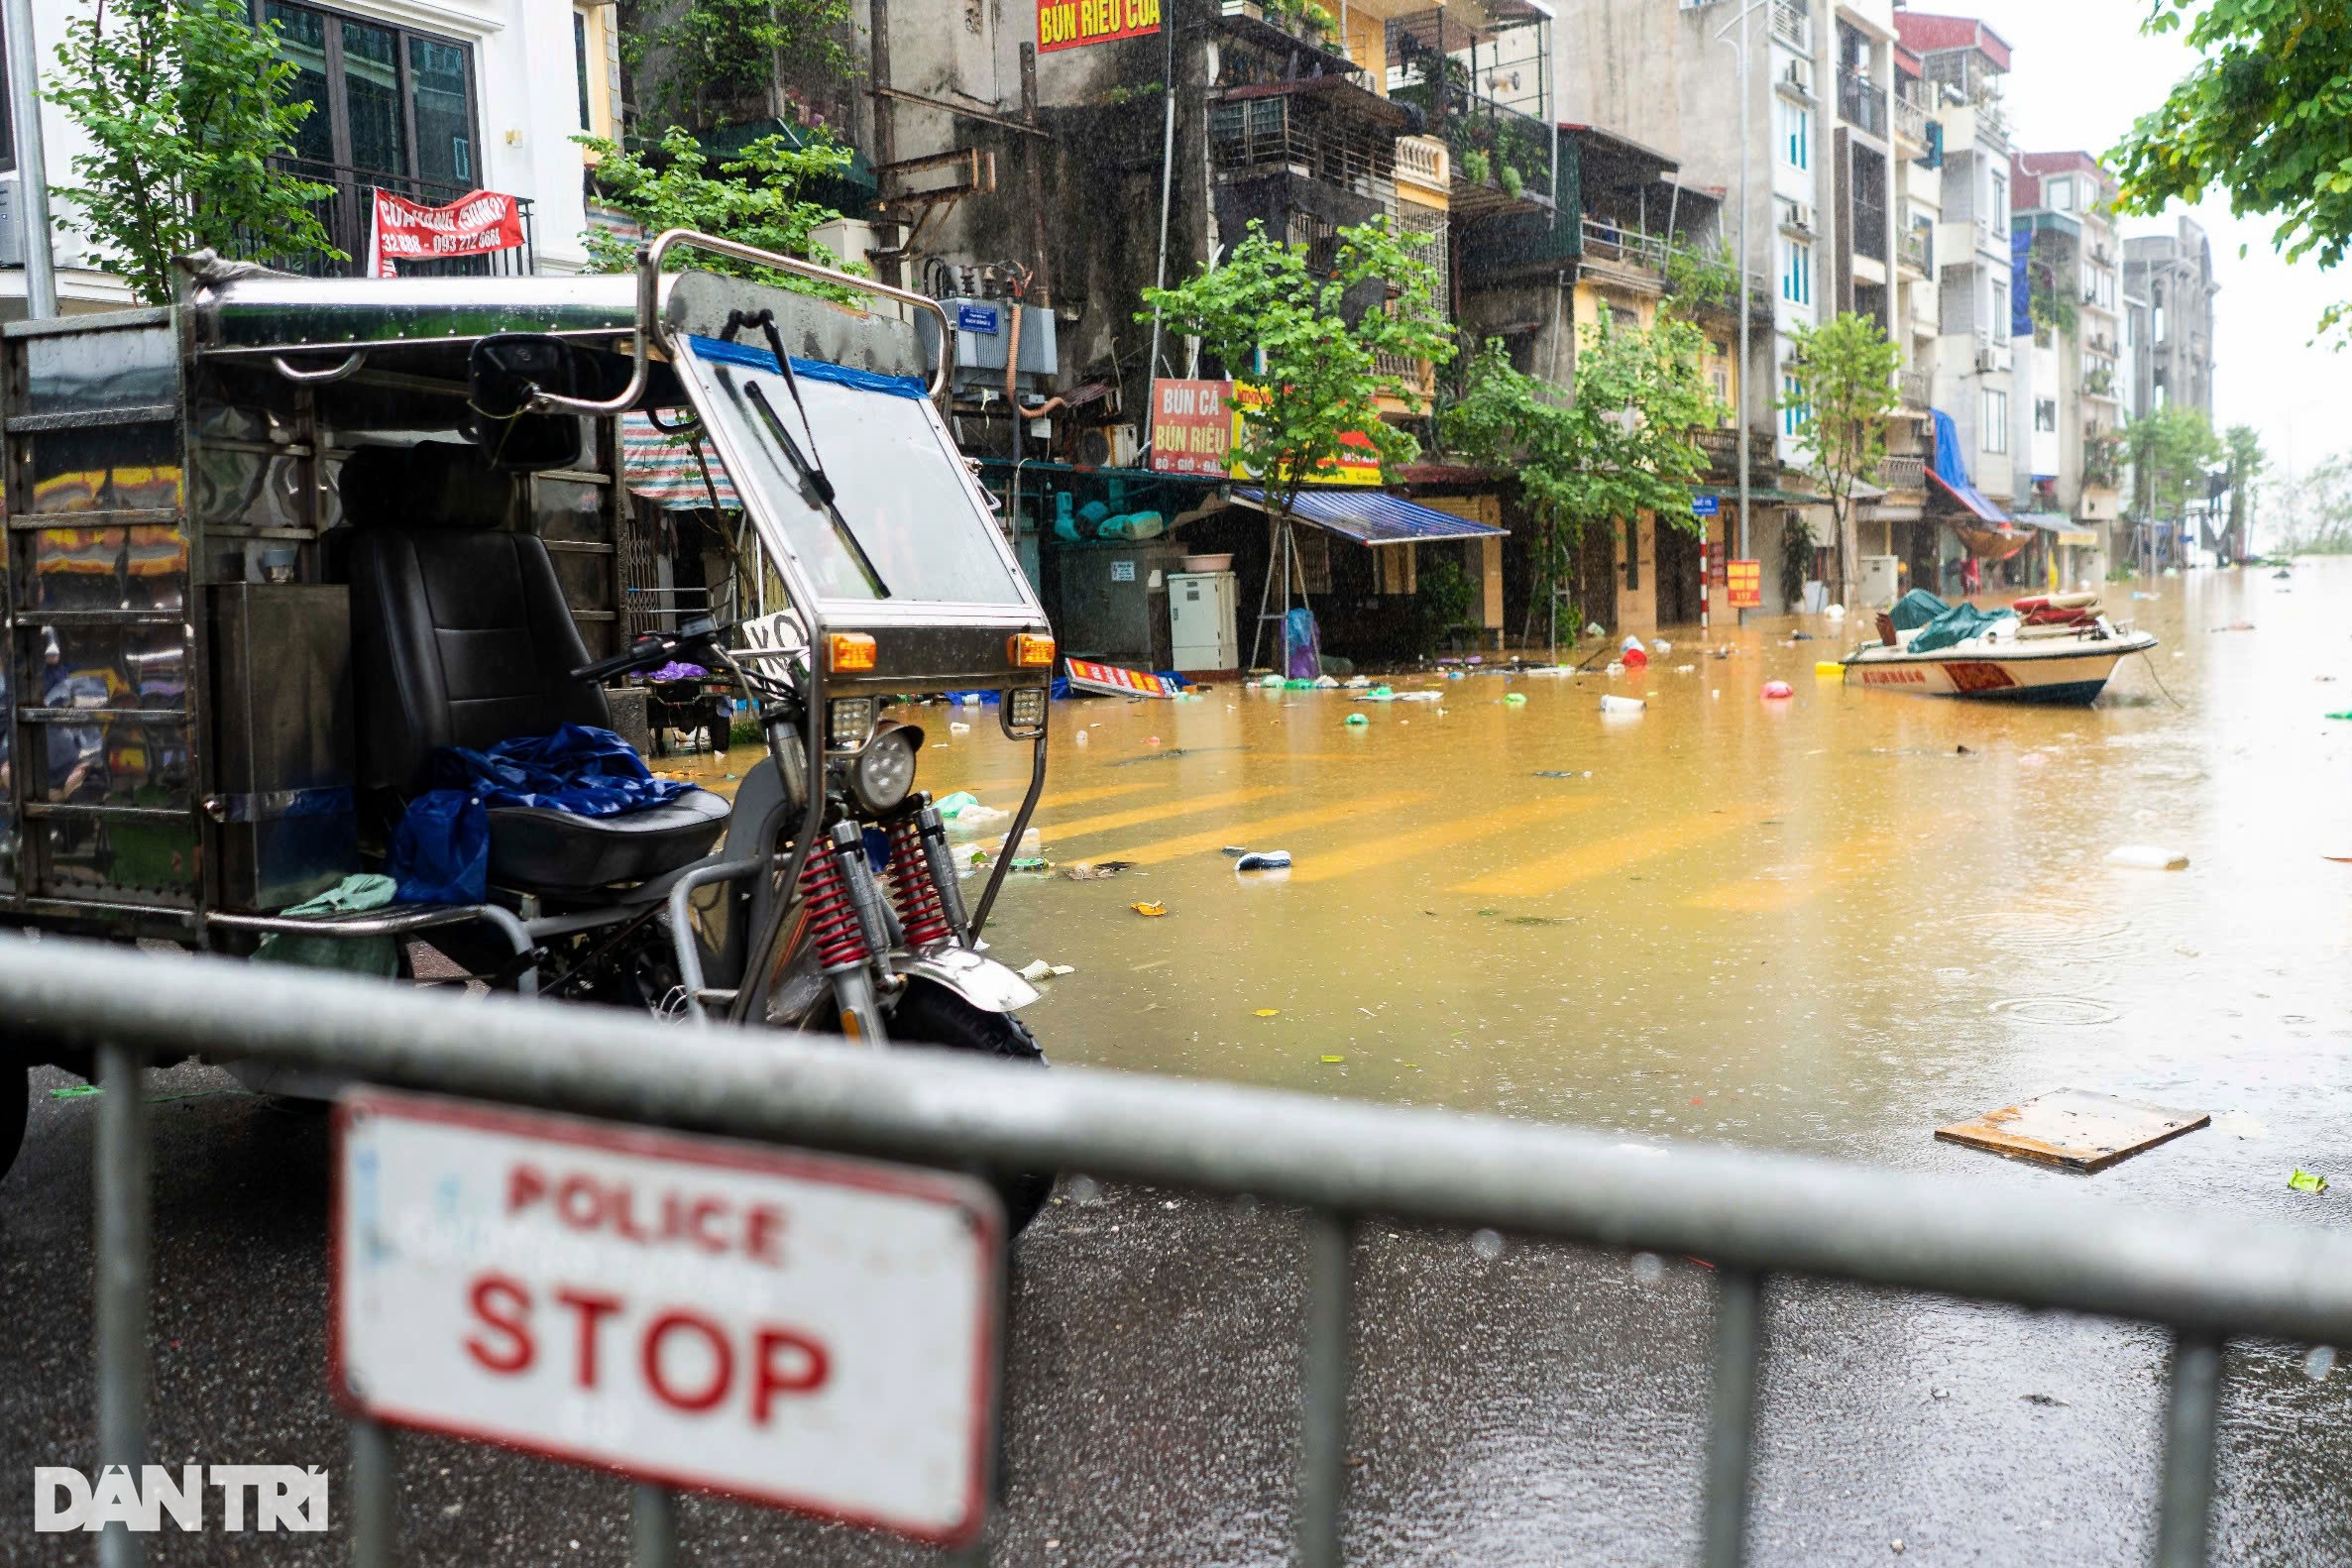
[886,977,1055,1234]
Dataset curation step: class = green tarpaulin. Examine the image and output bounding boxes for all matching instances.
[1888,589,1950,633]
[1909,601,2017,654]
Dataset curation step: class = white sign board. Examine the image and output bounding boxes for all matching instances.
[332,1091,1000,1546]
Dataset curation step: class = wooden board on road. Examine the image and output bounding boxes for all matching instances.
[1935,1089,2208,1173]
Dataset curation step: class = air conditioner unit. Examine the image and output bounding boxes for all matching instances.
[1974,345,1998,373]
[0,174,23,269]
[1791,203,1817,232]
[1782,58,1813,93]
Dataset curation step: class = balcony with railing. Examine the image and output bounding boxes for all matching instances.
[1875,454,1927,492]
[1839,70,1888,139]
[1770,0,1810,52]
[1898,368,1932,409]
[1394,135,1448,195]
[1897,222,1931,277]
[1892,92,1929,152]
[1693,426,1783,486]
[270,162,536,278]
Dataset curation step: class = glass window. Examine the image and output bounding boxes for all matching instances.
[264,1,335,168]
[1982,391,2009,453]
[1782,102,1809,170]
[1782,239,1812,305]
[1782,374,1807,437]
[2047,176,2072,212]
[410,36,474,184]
[341,19,406,178]
[682,352,1026,608]
[261,3,476,191]
[576,12,593,133]
[2034,398,2057,433]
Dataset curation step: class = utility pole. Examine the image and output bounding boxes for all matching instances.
[5,0,57,318]
[1716,0,1764,621]
[1143,4,1179,455]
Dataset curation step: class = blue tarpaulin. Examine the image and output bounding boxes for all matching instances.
[433,725,706,816]
[1236,488,1510,544]
[684,334,930,399]
[1928,408,2013,522]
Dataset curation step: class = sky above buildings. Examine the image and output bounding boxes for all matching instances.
[1957,0,2340,482]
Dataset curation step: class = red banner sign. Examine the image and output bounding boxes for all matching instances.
[1726,559,1763,609]
[1037,0,1160,52]
[368,188,524,278]
[1148,379,1233,477]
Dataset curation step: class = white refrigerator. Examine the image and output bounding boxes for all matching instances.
[1167,571,1239,674]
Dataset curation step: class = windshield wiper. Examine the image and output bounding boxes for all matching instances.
[742,377,888,598]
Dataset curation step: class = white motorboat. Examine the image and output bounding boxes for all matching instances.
[1842,592,2158,706]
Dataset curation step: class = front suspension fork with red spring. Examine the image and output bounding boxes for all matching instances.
[884,796,968,952]
[799,821,893,1041]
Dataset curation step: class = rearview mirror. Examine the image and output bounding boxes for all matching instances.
[466,335,629,470]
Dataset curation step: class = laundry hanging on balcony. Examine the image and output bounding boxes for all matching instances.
[366,188,525,278]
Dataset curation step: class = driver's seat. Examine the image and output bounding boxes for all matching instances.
[344,443,729,894]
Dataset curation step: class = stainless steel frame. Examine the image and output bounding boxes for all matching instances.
[9,938,2344,1568]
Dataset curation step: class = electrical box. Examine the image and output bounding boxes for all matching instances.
[809,218,881,273]
[1168,571,1239,674]
[916,297,1058,394]
[1057,541,1183,670]
[1856,554,1902,609]
[0,174,24,269]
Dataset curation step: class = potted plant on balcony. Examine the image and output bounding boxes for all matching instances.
[1460,149,1492,185]
[1500,166,1524,199]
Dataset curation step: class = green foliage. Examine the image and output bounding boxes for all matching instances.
[2083,424,2126,490]
[2110,1,2352,338]
[1404,558,1478,657]
[1444,316,1722,634]
[1460,149,1492,185]
[1779,312,1900,607]
[1500,165,1524,199]
[577,125,854,289]
[2276,449,2352,554]
[1140,218,1454,515]
[1661,240,1741,312]
[2029,270,2079,341]
[2122,403,2223,519]
[628,0,855,130]
[1780,511,1816,606]
[2223,421,2266,552]
[46,0,340,304]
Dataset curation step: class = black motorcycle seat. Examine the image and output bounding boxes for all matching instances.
[487,791,731,894]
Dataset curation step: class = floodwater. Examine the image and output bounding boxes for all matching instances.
[686,561,2352,1192]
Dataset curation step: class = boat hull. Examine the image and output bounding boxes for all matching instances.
[1842,637,2154,706]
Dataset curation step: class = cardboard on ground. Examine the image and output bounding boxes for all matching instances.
[1935,1089,2208,1173]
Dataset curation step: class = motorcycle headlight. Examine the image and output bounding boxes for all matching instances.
[850,726,921,814]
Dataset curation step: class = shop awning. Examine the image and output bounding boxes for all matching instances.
[2016,512,2100,547]
[1234,488,1510,544]
[1691,485,1822,505]
[1927,467,2010,523]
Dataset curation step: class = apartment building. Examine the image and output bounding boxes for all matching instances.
[1897,11,2017,513]
[2011,151,2121,582]
[0,0,614,310]
[2124,217,2218,417]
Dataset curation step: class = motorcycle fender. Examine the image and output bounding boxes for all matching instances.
[896,946,1040,1013]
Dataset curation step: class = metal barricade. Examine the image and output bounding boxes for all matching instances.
[9,936,2352,1568]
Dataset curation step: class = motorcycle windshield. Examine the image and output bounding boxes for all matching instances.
[674,334,1027,609]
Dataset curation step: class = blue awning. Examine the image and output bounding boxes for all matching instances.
[1235,488,1510,544]
[1927,467,2011,523]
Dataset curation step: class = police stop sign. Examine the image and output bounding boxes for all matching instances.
[331,1091,1001,1545]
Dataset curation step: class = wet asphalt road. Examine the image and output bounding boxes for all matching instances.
[8,1057,2352,1567]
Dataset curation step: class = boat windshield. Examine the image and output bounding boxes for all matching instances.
[678,336,1026,607]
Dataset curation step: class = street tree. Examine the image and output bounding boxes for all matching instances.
[1444,315,1721,646]
[2222,422,2267,560]
[46,0,340,304]
[2275,451,2352,555]
[1141,218,1453,522]
[576,126,853,281]
[2110,1,2352,338]
[2123,404,2223,524]
[1778,312,1900,610]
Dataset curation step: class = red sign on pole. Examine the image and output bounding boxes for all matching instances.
[367,188,525,278]
[1726,559,1763,609]
[1147,379,1233,477]
[1037,0,1160,52]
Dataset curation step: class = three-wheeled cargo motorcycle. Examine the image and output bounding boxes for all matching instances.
[0,232,1059,1220]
